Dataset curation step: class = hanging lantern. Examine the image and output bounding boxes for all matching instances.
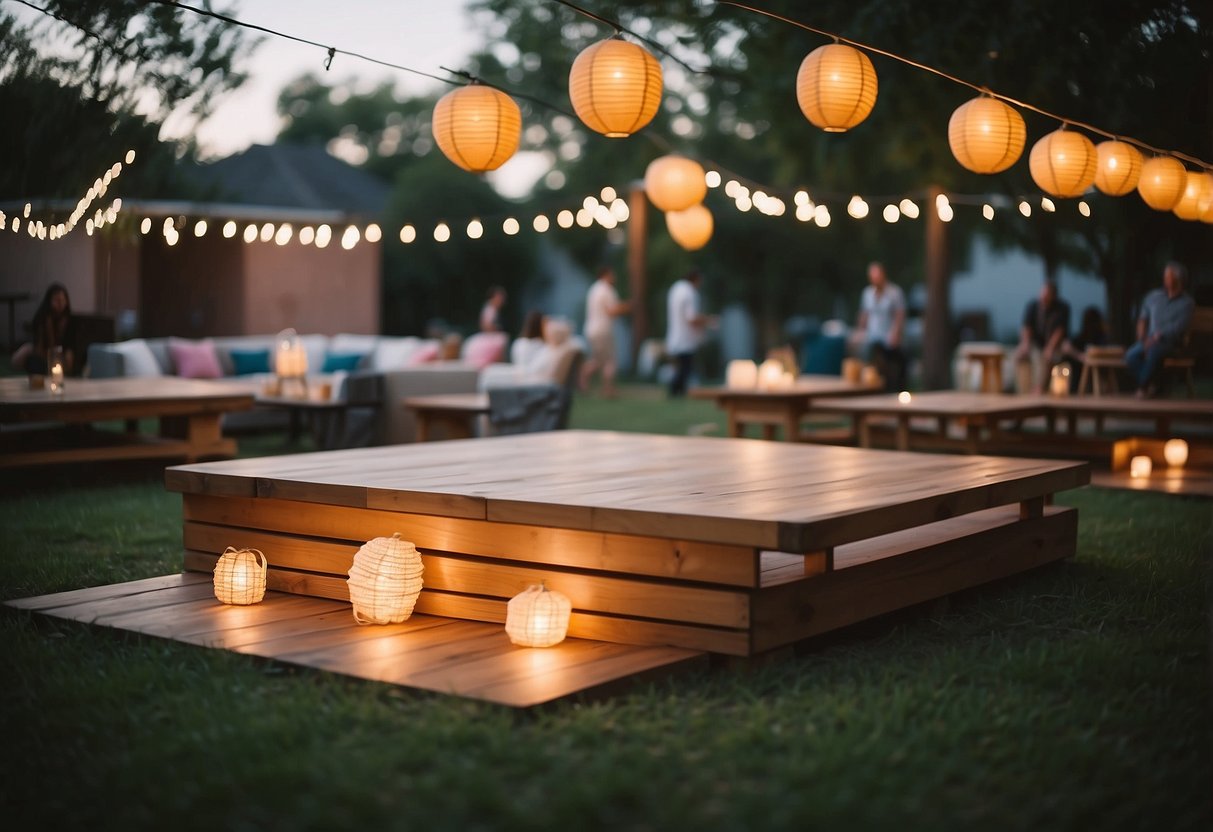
[432,83,521,173]
[1093,140,1143,196]
[644,155,707,212]
[665,203,713,251]
[213,547,267,605]
[1029,128,1097,198]
[795,43,877,132]
[569,37,662,138]
[1201,196,1213,224]
[948,96,1026,174]
[1172,171,1213,221]
[505,583,572,648]
[1136,156,1186,210]
[346,533,424,625]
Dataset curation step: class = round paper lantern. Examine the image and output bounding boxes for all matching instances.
[665,203,713,251]
[644,155,707,212]
[1201,196,1213,224]
[1093,140,1143,196]
[796,43,877,132]
[213,547,267,606]
[948,96,1026,174]
[1029,128,1097,198]
[432,83,521,173]
[505,583,572,647]
[1172,171,1213,220]
[1164,438,1189,468]
[1137,156,1186,210]
[347,533,424,625]
[569,38,662,137]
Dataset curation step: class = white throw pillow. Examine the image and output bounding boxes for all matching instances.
[113,339,165,377]
[371,337,420,370]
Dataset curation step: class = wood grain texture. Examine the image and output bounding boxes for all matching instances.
[0,376,254,423]
[167,430,1087,552]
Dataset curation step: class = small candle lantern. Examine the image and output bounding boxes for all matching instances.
[275,328,308,397]
[347,533,424,625]
[726,359,758,390]
[505,583,572,648]
[757,359,785,391]
[1049,364,1071,396]
[898,391,912,405]
[842,357,863,383]
[48,345,65,395]
[213,547,268,605]
[861,365,882,388]
[1163,439,1188,468]
[1129,455,1152,479]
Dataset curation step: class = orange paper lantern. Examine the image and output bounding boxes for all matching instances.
[1093,140,1143,196]
[569,38,662,138]
[1137,156,1187,210]
[432,84,521,172]
[796,43,877,132]
[665,203,713,251]
[644,155,707,211]
[1029,128,1097,198]
[1172,171,1213,220]
[948,96,1026,174]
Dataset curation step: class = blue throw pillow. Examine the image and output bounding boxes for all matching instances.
[229,348,272,376]
[321,351,365,373]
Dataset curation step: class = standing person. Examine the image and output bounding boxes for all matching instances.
[853,262,906,391]
[1125,261,1195,398]
[11,283,74,375]
[479,285,507,333]
[665,270,712,397]
[580,266,631,397]
[1013,281,1070,394]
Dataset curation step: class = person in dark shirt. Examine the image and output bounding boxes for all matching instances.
[11,283,75,375]
[1013,281,1070,394]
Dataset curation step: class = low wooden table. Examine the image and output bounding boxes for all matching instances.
[0,376,253,467]
[963,346,1007,393]
[403,392,489,441]
[691,375,882,440]
[814,391,1052,453]
[167,431,1087,660]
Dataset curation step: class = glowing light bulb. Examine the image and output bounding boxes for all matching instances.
[847,195,869,219]
[340,225,360,249]
[503,217,520,235]
[193,219,208,237]
[599,186,617,203]
[1078,201,1091,217]
[467,219,484,239]
[982,204,995,220]
[813,205,831,227]
[705,170,721,188]
[433,222,451,242]
[125,149,136,164]
[1041,197,1056,213]
[275,224,293,245]
[140,217,151,234]
[298,226,315,245]
[882,204,900,223]
[222,220,237,238]
[399,224,416,243]
[364,223,382,243]
[557,210,574,228]
[533,215,550,233]
[259,222,275,242]
[1019,201,1032,217]
[243,224,258,243]
[315,224,332,248]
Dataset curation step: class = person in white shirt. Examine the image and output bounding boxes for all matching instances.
[853,262,906,391]
[580,266,631,397]
[665,270,712,397]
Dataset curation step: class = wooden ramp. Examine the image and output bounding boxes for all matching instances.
[6,573,704,708]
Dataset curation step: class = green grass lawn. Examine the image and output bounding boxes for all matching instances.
[1,384,1209,831]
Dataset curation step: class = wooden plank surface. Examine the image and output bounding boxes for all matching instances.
[166,430,1088,552]
[814,391,1051,419]
[0,376,254,423]
[6,580,704,708]
[690,375,882,402]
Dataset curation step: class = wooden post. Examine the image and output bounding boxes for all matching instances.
[923,185,951,390]
[627,181,648,369]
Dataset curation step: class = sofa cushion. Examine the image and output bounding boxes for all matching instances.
[168,338,223,379]
[408,341,441,365]
[331,334,378,368]
[462,332,508,369]
[370,337,418,370]
[322,351,366,373]
[111,339,164,377]
[229,348,273,376]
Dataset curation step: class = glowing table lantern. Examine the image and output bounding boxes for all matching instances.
[948,96,1026,174]
[432,83,521,173]
[505,583,572,648]
[644,155,707,212]
[569,38,662,138]
[796,43,878,132]
[1172,171,1213,221]
[897,391,912,405]
[757,358,786,391]
[665,203,713,250]
[726,359,758,389]
[1137,156,1186,210]
[347,533,424,625]
[1029,128,1097,198]
[1093,140,1143,196]
[1163,439,1188,468]
[274,328,308,397]
[213,547,267,605]
[1129,455,1152,479]
[1050,364,1071,396]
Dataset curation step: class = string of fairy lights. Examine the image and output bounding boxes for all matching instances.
[9,0,1211,251]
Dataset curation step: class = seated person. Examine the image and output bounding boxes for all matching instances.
[510,310,546,368]
[1125,261,1195,398]
[1059,305,1108,392]
[11,283,75,375]
[1013,281,1069,394]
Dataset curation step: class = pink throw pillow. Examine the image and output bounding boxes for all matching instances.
[169,338,223,379]
[463,332,507,369]
[407,342,441,365]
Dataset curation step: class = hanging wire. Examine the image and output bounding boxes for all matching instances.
[719,1,1210,170]
[550,0,712,76]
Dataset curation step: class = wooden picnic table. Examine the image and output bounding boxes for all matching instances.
[690,374,883,440]
[0,376,253,467]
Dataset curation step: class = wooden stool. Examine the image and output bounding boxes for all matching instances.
[964,347,1005,393]
[1076,346,1125,396]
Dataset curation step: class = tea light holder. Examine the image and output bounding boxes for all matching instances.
[1049,364,1070,396]
[757,358,785,391]
[1163,439,1188,468]
[725,359,758,389]
[1129,455,1152,479]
